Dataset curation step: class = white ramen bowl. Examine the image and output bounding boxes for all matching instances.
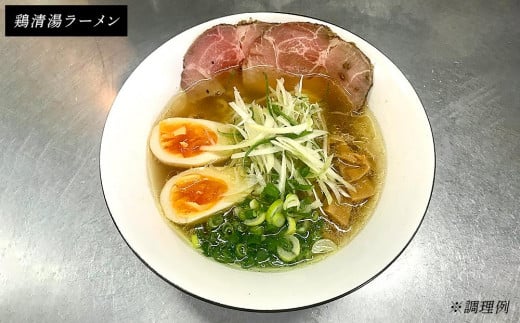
[100,12,435,311]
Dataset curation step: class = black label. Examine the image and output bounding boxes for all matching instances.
[5,5,127,36]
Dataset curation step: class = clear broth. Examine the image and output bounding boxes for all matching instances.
[147,67,385,263]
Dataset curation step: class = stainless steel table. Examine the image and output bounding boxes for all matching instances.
[1,1,519,322]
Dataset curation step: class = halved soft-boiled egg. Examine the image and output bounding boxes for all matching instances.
[160,166,256,224]
[150,117,233,167]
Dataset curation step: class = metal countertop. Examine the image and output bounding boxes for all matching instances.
[1,0,519,322]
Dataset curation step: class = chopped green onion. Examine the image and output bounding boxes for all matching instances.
[296,220,311,234]
[220,222,234,237]
[191,234,200,248]
[235,243,247,258]
[239,209,255,220]
[271,212,286,227]
[283,193,300,210]
[299,165,311,177]
[277,235,301,262]
[286,217,296,235]
[287,179,313,192]
[243,212,266,226]
[209,232,220,243]
[214,247,234,263]
[249,199,260,210]
[266,199,283,224]
[207,214,223,229]
[261,183,281,201]
[246,233,262,246]
[311,239,337,254]
[241,257,256,269]
[256,249,270,263]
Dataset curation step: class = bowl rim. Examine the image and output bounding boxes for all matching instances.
[99,11,436,312]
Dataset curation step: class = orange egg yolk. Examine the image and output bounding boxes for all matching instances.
[159,121,218,157]
[171,174,228,215]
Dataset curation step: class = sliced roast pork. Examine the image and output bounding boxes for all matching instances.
[181,24,244,89]
[324,38,373,110]
[181,22,273,90]
[237,21,274,56]
[244,22,373,110]
[244,22,332,74]
[181,21,373,109]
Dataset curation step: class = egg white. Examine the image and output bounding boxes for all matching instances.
[149,117,233,167]
[160,167,256,224]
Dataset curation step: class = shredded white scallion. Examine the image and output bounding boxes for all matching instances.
[213,78,352,203]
